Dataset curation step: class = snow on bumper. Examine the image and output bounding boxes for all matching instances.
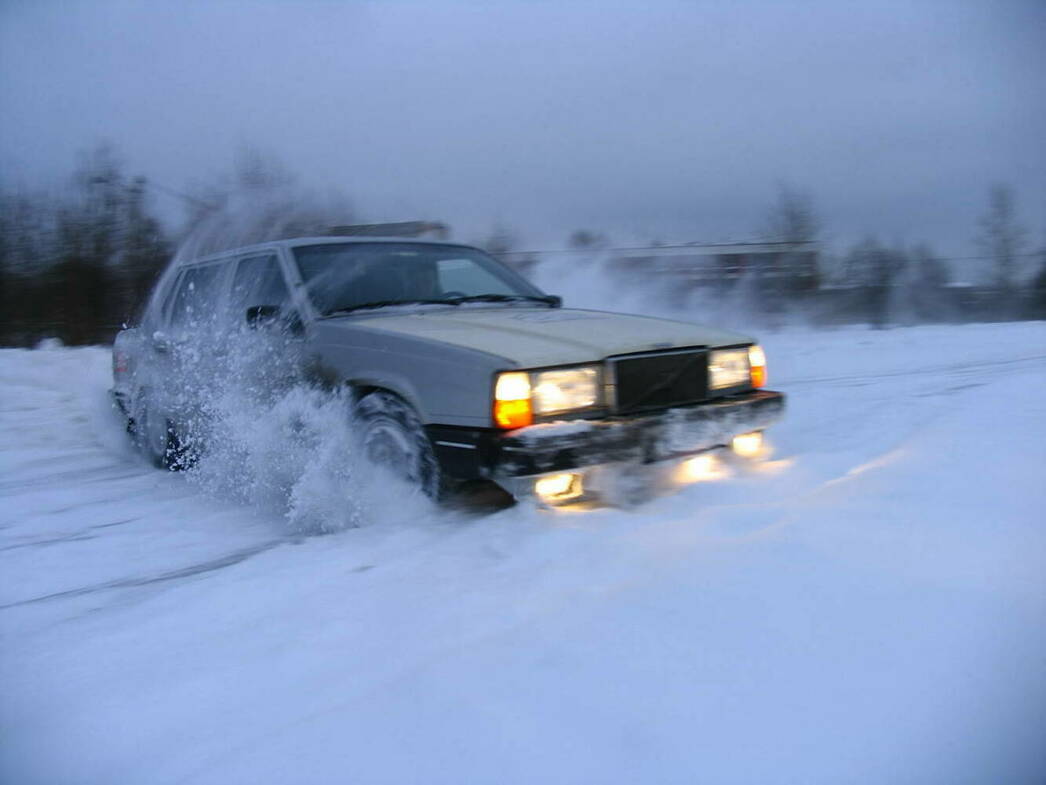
[493,390,785,478]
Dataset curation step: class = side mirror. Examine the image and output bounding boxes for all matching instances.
[246,305,281,327]
[246,305,304,336]
[548,295,563,308]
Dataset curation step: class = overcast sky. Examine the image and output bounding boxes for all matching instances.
[1,0,1043,257]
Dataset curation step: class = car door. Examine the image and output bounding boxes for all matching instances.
[225,253,307,388]
[146,262,227,419]
[227,253,299,331]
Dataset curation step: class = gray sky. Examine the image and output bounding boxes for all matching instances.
[1,0,1043,258]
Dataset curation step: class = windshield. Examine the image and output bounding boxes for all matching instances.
[293,242,550,315]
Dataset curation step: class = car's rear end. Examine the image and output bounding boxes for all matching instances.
[110,327,142,421]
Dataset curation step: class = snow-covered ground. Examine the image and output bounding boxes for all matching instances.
[2,322,1045,784]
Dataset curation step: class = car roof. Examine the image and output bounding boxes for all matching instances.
[178,236,479,267]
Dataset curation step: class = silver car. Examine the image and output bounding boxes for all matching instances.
[111,237,784,506]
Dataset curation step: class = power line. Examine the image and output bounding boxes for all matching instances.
[497,247,1041,263]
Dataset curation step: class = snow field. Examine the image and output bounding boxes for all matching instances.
[1,321,1045,784]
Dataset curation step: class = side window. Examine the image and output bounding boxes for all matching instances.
[168,264,223,331]
[229,255,291,322]
[437,258,516,295]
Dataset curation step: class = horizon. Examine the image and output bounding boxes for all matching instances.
[2,0,1043,268]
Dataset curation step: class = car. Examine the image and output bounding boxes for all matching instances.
[111,236,785,506]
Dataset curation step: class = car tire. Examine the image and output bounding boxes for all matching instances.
[133,392,182,470]
[356,391,442,500]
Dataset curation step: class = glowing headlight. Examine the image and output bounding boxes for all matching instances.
[494,365,600,428]
[534,472,584,503]
[675,453,721,483]
[708,348,750,390]
[731,431,764,457]
[531,366,600,415]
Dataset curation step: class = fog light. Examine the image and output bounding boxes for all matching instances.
[676,454,720,484]
[534,472,583,503]
[731,431,764,458]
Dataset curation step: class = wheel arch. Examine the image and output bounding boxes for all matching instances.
[345,376,429,422]
[351,383,443,499]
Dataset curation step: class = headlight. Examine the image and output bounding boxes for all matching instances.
[708,348,750,390]
[494,365,601,429]
[531,367,599,414]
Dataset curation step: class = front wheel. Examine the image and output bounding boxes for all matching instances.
[355,391,441,500]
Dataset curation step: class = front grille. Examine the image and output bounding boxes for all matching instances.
[610,348,708,415]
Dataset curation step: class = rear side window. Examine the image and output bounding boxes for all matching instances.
[229,255,290,321]
[168,264,223,331]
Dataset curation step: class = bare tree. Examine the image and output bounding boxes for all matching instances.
[762,183,819,244]
[119,177,171,323]
[912,243,949,289]
[976,184,1028,291]
[1030,242,1046,319]
[843,237,907,328]
[0,144,172,346]
[761,183,820,293]
[906,243,951,323]
[233,144,295,192]
[178,146,356,258]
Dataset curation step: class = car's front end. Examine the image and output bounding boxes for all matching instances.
[290,237,785,507]
[399,326,784,507]
[483,342,783,505]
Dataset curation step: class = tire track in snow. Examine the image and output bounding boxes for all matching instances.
[779,352,1046,388]
[0,538,291,611]
[0,465,149,493]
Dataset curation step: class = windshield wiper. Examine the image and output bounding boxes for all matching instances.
[321,294,562,317]
[321,299,459,316]
[447,294,561,307]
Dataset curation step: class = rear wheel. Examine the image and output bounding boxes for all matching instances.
[356,391,441,499]
[133,393,183,470]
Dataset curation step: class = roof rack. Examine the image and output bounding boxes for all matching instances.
[326,221,449,239]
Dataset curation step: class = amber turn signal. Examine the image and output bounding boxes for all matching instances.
[494,398,533,429]
[494,372,533,429]
[748,345,767,388]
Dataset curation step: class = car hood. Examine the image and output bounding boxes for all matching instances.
[335,306,753,367]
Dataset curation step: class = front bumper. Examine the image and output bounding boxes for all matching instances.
[491,389,785,481]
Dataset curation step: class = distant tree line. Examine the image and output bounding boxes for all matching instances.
[0,144,355,347]
[2,149,1044,347]
[1,145,171,346]
[500,183,1046,328]
[815,182,1045,327]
